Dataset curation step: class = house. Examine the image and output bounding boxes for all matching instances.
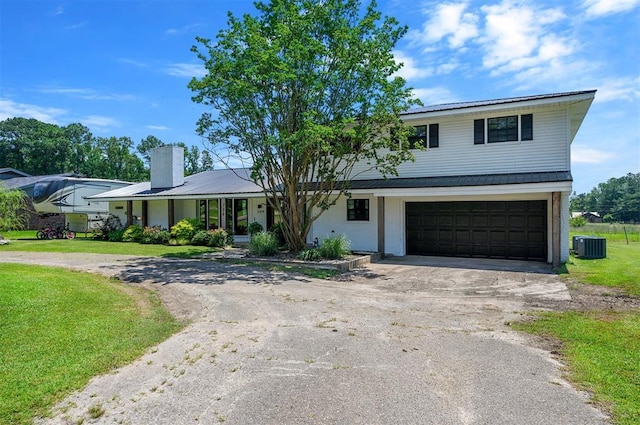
[89,90,596,265]
[572,211,603,223]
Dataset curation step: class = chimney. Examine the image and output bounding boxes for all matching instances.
[150,146,184,189]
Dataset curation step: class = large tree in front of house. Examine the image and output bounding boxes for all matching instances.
[189,0,419,251]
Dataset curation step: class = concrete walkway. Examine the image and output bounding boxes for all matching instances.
[1,252,609,424]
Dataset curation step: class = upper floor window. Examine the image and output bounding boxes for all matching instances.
[347,198,369,221]
[405,123,439,149]
[474,114,533,144]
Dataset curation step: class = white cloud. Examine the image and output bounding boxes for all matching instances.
[82,115,119,128]
[592,77,640,103]
[480,1,568,73]
[147,125,170,131]
[572,145,617,163]
[118,58,149,68]
[409,2,479,49]
[166,63,206,78]
[165,23,202,37]
[38,86,137,101]
[393,50,431,80]
[411,87,461,105]
[0,98,67,123]
[583,0,640,17]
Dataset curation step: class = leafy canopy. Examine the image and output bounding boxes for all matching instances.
[189,0,419,250]
[0,183,29,233]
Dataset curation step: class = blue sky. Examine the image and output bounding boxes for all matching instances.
[1,0,638,194]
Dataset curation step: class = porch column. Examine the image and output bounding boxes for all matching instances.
[126,200,133,226]
[377,196,385,256]
[552,192,561,267]
[168,199,175,228]
[141,201,148,227]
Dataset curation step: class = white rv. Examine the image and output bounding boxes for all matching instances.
[32,177,133,232]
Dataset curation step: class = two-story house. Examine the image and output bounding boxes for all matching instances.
[88,90,596,265]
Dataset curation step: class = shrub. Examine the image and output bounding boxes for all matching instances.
[318,234,351,259]
[141,226,170,244]
[191,230,211,246]
[107,229,125,242]
[247,222,263,238]
[171,218,202,244]
[570,216,587,227]
[249,231,279,256]
[94,214,123,240]
[207,228,228,248]
[297,248,321,261]
[225,228,235,246]
[269,222,286,247]
[122,224,144,242]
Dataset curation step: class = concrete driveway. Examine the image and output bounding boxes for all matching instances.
[1,252,609,424]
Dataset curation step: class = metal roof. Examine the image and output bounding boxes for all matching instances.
[306,171,572,191]
[402,90,597,116]
[88,168,263,200]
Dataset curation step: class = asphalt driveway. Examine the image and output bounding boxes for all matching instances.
[1,252,609,424]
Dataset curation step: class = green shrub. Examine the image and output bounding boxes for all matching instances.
[297,248,321,261]
[207,228,228,248]
[107,229,125,242]
[318,234,351,259]
[191,230,211,246]
[141,226,170,244]
[122,225,143,242]
[225,228,235,246]
[170,218,202,244]
[570,216,587,227]
[249,231,279,256]
[269,222,286,247]
[247,222,263,238]
[94,214,123,241]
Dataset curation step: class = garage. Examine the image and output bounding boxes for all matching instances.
[406,201,547,261]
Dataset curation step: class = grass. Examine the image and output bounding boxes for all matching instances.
[0,230,219,258]
[515,239,640,425]
[564,240,640,296]
[0,263,184,424]
[570,223,640,242]
[513,312,640,425]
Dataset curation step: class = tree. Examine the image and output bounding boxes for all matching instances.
[137,135,165,167]
[0,183,29,233]
[189,0,418,250]
[570,173,640,222]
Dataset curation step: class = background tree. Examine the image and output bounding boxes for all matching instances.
[189,0,418,250]
[570,173,640,222]
[0,183,29,233]
[137,135,165,167]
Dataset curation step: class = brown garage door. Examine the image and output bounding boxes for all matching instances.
[406,201,547,261]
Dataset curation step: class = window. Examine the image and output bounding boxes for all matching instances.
[488,115,518,143]
[347,199,369,221]
[474,114,533,144]
[198,199,220,229]
[208,199,219,229]
[406,124,439,149]
[224,198,248,235]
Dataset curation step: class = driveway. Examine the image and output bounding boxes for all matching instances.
[1,252,609,424]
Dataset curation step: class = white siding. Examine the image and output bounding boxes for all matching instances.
[175,199,197,222]
[352,104,570,180]
[561,191,571,262]
[248,198,268,231]
[311,195,378,252]
[109,201,127,227]
[148,200,168,228]
[383,197,404,256]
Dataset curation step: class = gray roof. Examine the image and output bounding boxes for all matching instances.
[402,90,597,116]
[88,168,263,200]
[309,171,572,191]
[0,167,31,180]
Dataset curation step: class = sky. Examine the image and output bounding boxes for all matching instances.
[1,0,639,194]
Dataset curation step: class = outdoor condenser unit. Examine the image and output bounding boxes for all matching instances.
[574,236,606,259]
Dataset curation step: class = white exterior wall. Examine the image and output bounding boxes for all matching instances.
[175,199,197,222]
[109,201,128,227]
[148,200,168,228]
[561,191,571,262]
[310,195,378,252]
[351,104,569,180]
[248,198,268,231]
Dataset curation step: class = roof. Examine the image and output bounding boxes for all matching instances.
[0,167,31,180]
[402,90,597,116]
[88,168,263,200]
[306,171,572,191]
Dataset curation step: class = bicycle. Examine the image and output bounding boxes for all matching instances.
[46,225,76,240]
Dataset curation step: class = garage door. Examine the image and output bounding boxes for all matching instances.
[406,201,547,261]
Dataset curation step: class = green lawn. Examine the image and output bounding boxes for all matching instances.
[0,264,184,425]
[515,240,640,425]
[1,230,219,258]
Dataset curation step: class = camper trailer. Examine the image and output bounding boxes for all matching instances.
[32,176,132,233]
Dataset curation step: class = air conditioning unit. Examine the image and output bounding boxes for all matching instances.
[574,236,606,259]
[572,235,588,252]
